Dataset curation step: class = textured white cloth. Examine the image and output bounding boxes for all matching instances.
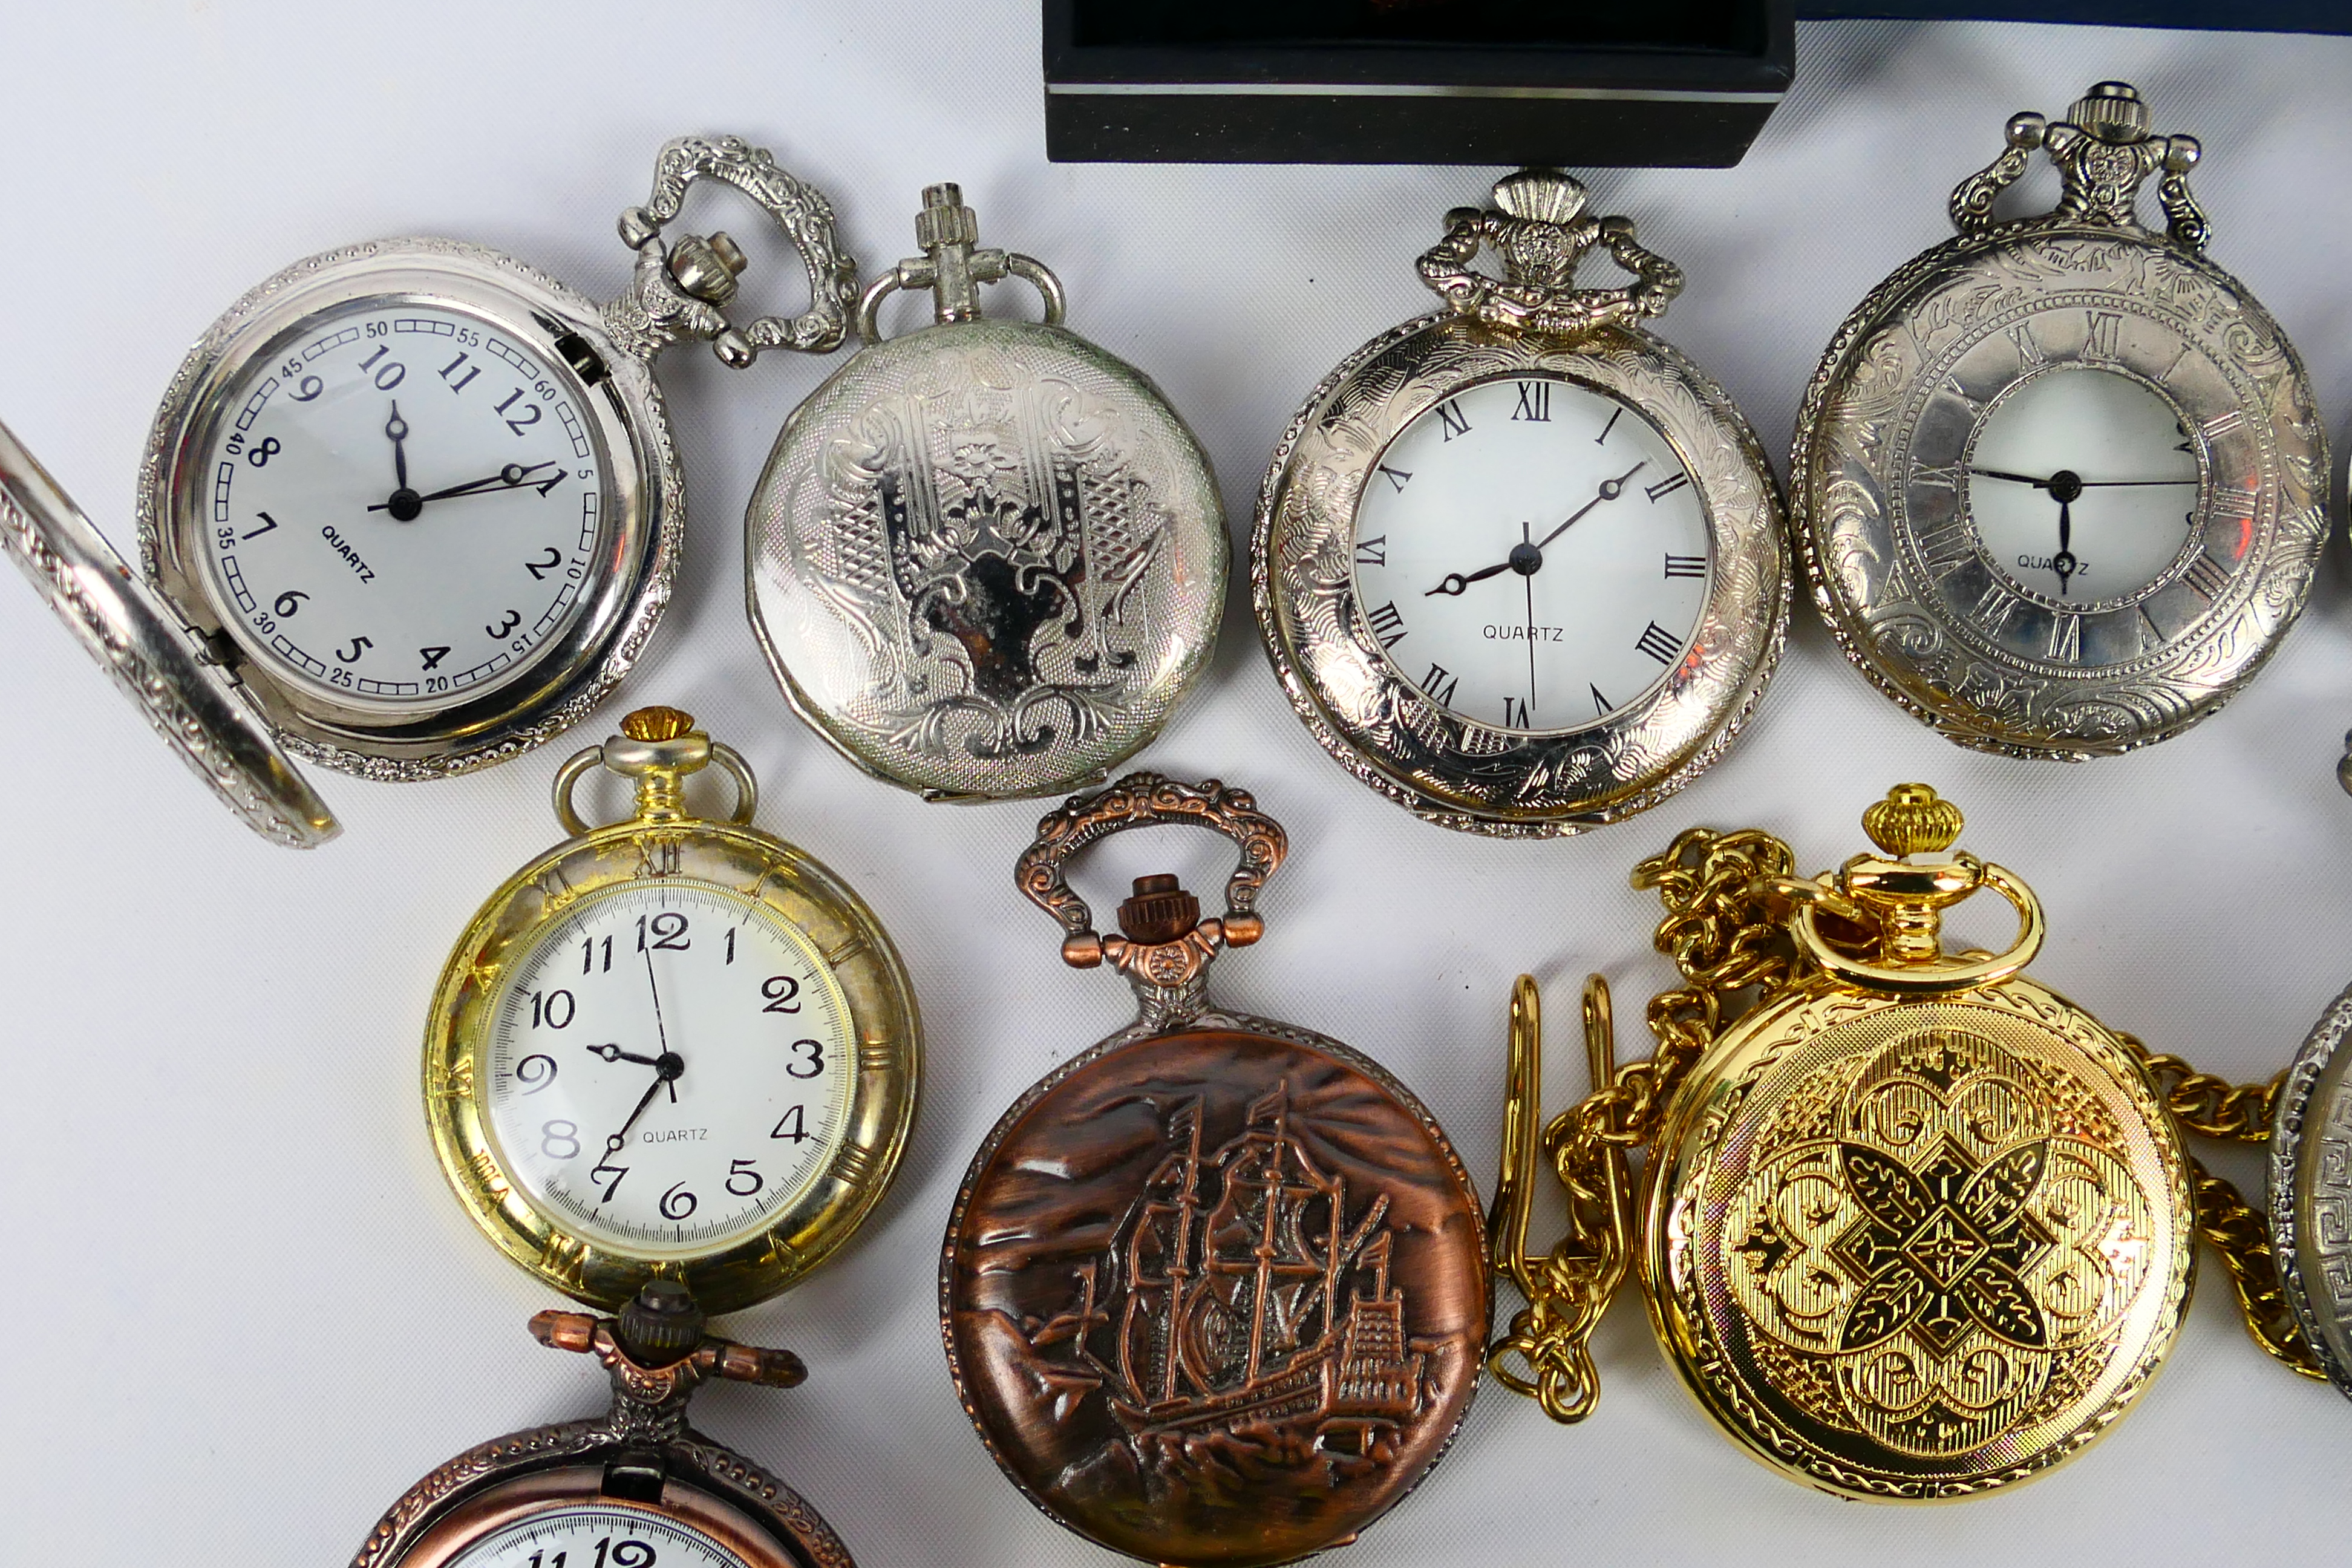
[2,6,2350,1564]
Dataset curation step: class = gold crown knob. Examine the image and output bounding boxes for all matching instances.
[621,705,697,743]
[1863,783,1963,858]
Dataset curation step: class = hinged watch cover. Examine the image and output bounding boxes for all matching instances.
[0,416,338,846]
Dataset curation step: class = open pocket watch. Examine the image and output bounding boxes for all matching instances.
[746,184,1226,803]
[1254,169,1786,836]
[423,705,918,1312]
[368,705,921,1565]
[1488,783,2317,1497]
[1793,81,2329,759]
[355,1282,851,1568]
[2,134,855,846]
[942,773,1488,1566]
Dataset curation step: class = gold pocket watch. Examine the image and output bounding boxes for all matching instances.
[1489,784,2313,1497]
[2,135,855,846]
[1793,81,2328,759]
[423,705,918,1312]
[1254,168,1787,836]
[365,705,921,1567]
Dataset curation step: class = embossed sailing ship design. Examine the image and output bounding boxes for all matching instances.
[863,384,1165,761]
[1027,1086,1425,1453]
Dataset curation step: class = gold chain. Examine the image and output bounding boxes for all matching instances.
[1488,828,1803,1420]
[2109,1033,2322,1377]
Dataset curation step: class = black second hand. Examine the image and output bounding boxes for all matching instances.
[1522,520,1537,726]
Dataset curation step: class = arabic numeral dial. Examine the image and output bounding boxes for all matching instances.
[482,882,855,1254]
[437,1506,756,1568]
[1349,375,1711,734]
[192,299,606,717]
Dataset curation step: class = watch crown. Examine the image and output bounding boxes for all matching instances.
[1117,874,1200,945]
[915,183,981,250]
[1863,783,1964,858]
[2070,80,2151,143]
[616,1279,707,1366]
[621,706,698,743]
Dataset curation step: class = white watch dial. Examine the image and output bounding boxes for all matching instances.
[444,1506,751,1568]
[1350,374,1710,734]
[1967,367,2203,607]
[197,301,606,715]
[484,881,855,1256]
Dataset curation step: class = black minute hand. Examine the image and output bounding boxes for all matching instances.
[1533,460,1646,552]
[365,461,558,511]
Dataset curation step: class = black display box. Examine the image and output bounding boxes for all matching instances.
[1802,1,2345,28]
[1043,0,1796,167]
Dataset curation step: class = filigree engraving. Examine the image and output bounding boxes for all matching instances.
[1794,83,2327,760]
[1660,984,2190,1497]
[1720,1027,2151,1459]
[2271,981,2352,1397]
[751,322,1224,799]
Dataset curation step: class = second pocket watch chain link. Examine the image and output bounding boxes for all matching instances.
[1489,822,2319,1423]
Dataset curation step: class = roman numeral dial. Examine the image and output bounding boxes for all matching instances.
[1348,374,1711,733]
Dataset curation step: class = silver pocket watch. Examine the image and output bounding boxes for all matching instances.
[2,134,855,846]
[1792,82,2329,759]
[1254,169,1788,837]
[746,183,1227,802]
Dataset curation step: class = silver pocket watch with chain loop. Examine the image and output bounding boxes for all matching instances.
[746,183,1227,803]
[2,133,856,846]
[1793,81,2328,760]
[1255,168,1788,837]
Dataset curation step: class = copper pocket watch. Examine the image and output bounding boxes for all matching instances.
[942,773,1488,1566]
[1793,81,2328,759]
[356,1284,851,1568]
[1489,783,2316,1498]
[358,704,921,1566]
[1,134,855,846]
[1255,168,1787,836]
[746,185,1227,802]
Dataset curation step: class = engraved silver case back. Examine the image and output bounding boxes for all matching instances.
[1255,172,1786,838]
[746,186,1226,802]
[2272,982,2352,1401]
[1792,83,2329,760]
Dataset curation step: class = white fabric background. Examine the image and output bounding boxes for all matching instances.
[4,5,2351,1563]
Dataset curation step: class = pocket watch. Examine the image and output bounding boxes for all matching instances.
[1489,784,2314,1497]
[941,773,1488,1566]
[746,184,1226,802]
[354,1282,851,1568]
[2269,982,2352,1400]
[1253,168,1787,837]
[1792,81,2330,759]
[2,135,855,847]
[423,705,919,1314]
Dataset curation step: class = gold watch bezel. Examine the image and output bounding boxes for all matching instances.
[425,804,920,1315]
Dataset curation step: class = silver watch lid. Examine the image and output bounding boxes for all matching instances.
[0,417,338,846]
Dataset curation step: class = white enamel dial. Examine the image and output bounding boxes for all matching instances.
[443,1506,751,1568]
[483,880,854,1257]
[1350,374,1710,734]
[1966,367,2203,607]
[197,299,607,715]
